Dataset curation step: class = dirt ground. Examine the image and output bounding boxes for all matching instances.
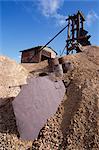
[0,56,29,98]
[32,46,99,150]
[0,56,32,150]
[0,46,99,150]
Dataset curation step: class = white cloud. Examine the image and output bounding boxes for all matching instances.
[38,0,66,26]
[54,13,67,26]
[86,10,99,26]
[38,0,63,16]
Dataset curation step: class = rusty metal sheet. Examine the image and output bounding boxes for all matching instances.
[12,77,65,140]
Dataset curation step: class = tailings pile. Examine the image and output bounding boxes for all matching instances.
[32,46,99,150]
[0,46,99,150]
[0,56,32,149]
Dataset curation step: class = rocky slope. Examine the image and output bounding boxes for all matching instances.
[0,56,29,98]
[32,46,99,149]
[0,46,99,150]
[0,56,32,150]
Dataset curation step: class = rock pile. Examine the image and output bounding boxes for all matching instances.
[0,46,99,150]
[0,56,29,99]
[0,99,32,150]
[0,56,32,150]
[32,46,99,149]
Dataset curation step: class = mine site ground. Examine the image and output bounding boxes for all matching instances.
[0,46,99,150]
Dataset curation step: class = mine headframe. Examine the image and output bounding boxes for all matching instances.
[66,11,91,54]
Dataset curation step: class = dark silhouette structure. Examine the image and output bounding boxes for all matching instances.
[66,11,91,54]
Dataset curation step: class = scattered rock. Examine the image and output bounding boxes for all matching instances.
[0,56,29,98]
[0,46,99,149]
[32,46,99,150]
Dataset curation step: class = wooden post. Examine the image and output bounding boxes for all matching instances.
[67,18,70,40]
[77,12,80,40]
[39,50,42,63]
[72,19,74,41]
[81,19,84,29]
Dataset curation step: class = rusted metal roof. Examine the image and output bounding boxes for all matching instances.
[20,46,57,54]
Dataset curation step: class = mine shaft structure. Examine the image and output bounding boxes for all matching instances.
[23,11,91,63]
[66,11,91,54]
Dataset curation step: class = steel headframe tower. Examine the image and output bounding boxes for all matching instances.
[66,11,91,54]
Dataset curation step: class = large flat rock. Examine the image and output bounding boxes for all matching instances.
[12,77,65,140]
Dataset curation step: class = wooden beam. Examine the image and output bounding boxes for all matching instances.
[78,11,85,21]
[72,19,75,41]
[77,12,80,39]
[67,18,70,39]
[66,35,91,42]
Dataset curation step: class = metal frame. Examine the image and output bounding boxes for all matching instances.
[66,11,91,54]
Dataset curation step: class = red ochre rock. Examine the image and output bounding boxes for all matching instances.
[12,76,65,140]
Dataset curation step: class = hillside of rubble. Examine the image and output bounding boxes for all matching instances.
[32,46,99,150]
[0,46,99,150]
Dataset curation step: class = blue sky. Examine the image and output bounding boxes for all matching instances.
[1,0,99,62]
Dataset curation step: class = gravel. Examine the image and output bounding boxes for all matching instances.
[32,46,99,150]
[0,46,99,149]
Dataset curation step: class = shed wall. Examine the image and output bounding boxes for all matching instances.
[21,47,56,63]
[21,50,40,63]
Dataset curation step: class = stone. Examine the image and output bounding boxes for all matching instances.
[12,76,65,140]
